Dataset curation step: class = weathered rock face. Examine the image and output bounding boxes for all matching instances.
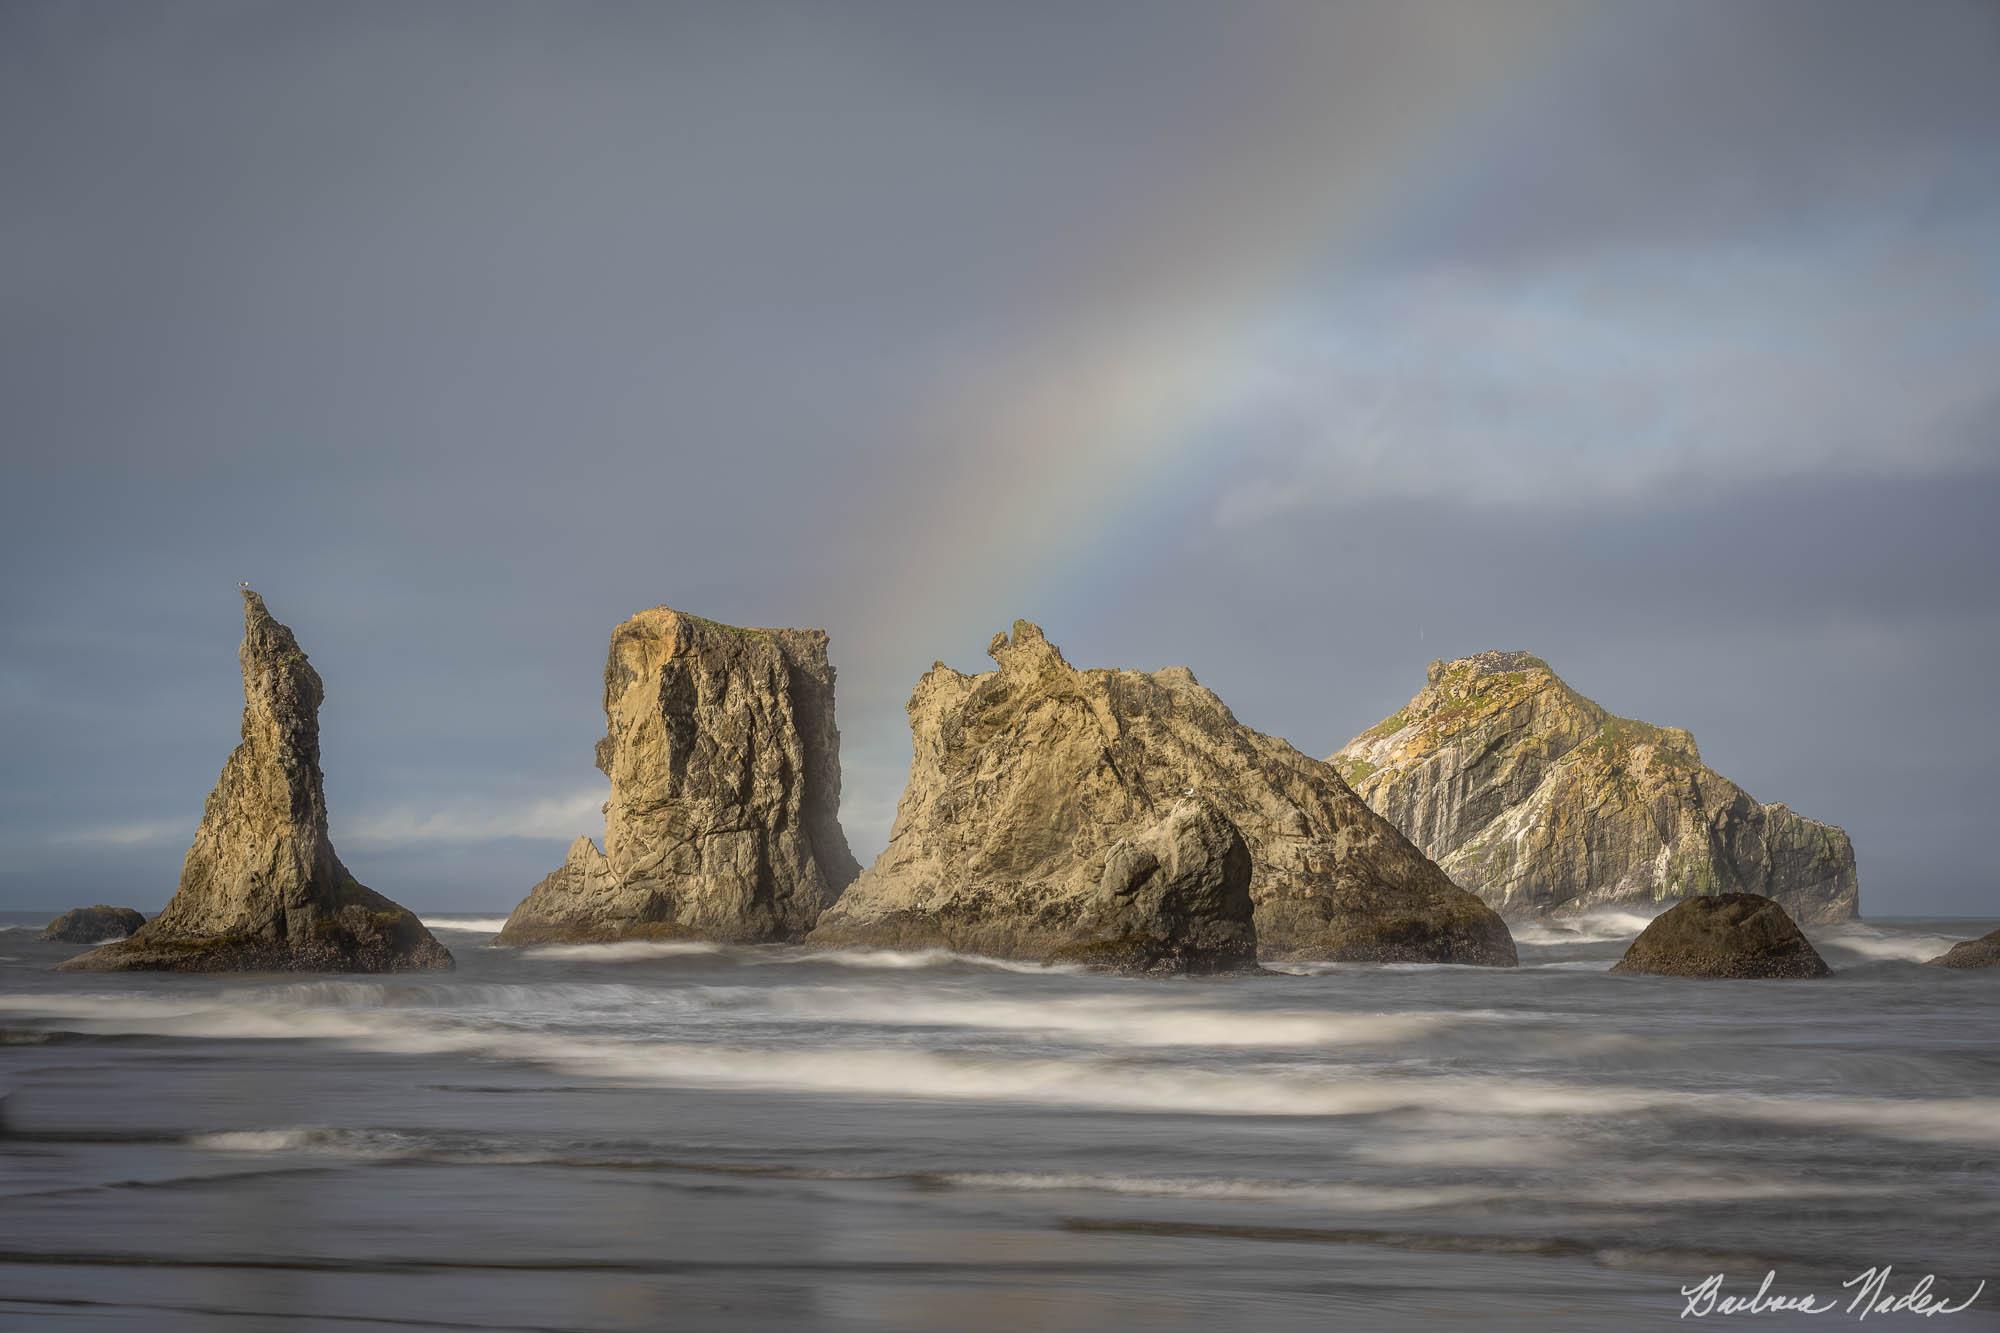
[498,608,860,945]
[810,623,1515,965]
[1927,928,2000,969]
[1610,892,1830,978]
[1062,800,1259,974]
[61,591,451,973]
[42,906,146,943]
[1333,652,1860,925]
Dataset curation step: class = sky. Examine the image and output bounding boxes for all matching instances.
[2,0,1996,915]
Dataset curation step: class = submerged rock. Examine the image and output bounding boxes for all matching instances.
[1925,927,2000,969]
[498,607,859,945]
[1610,893,1830,978]
[810,622,1515,966]
[1332,652,1860,925]
[41,906,146,943]
[61,591,450,973]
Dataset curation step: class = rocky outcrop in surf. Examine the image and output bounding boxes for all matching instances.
[810,622,1515,966]
[1332,652,1860,925]
[61,591,451,973]
[498,607,859,945]
[1926,927,2000,969]
[1610,892,1829,978]
[41,905,146,943]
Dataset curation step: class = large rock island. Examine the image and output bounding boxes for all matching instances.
[497,607,860,945]
[1332,652,1859,925]
[810,622,1515,966]
[62,591,450,973]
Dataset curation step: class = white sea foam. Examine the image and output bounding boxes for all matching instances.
[418,917,511,933]
[937,1171,1499,1210]
[780,947,1084,975]
[1509,910,1659,946]
[526,941,727,961]
[1810,924,1959,963]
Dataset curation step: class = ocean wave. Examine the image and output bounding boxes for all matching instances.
[779,948,1085,975]
[417,917,511,933]
[1809,924,1958,963]
[526,940,727,961]
[1508,910,1659,947]
[11,992,1998,1145]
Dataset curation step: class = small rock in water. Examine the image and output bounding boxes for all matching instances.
[1610,893,1830,979]
[41,905,146,943]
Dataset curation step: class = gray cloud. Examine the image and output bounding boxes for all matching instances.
[2,0,1995,914]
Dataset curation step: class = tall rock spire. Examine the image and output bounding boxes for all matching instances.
[61,591,451,972]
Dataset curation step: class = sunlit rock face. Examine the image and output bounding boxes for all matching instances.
[62,591,451,973]
[811,622,1515,967]
[1333,652,1859,926]
[498,607,859,945]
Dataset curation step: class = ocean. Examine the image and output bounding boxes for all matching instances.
[1,910,1995,1331]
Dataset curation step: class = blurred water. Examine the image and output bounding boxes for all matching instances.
[1,909,1995,1331]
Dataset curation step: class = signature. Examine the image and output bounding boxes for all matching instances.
[1681,1268,1985,1320]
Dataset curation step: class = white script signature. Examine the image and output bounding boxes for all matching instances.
[1681,1268,1985,1320]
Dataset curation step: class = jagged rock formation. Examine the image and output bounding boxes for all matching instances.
[810,622,1515,965]
[61,591,450,973]
[1610,892,1830,978]
[498,607,859,945]
[1927,927,2000,969]
[1332,652,1859,925]
[41,906,146,943]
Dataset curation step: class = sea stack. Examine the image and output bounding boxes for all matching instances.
[497,607,859,945]
[1333,652,1860,925]
[810,622,1515,966]
[1610,892,1830,978]
[1926,928,2000,969]
[61,591,450,973]
[41,906,146,943]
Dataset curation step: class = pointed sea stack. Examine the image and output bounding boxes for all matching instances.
[61,592,450,972]
[497,607,860,945]
[1333,652,1860,925]
[809,622,1515,966]
[1610,892,1830,978]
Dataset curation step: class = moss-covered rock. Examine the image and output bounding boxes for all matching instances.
[1610,893,1830,979]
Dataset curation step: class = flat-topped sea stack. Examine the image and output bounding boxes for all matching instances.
[42,906,146,943]
[810,622,1515,966]
[1610,892,1830,978]
[1926,928,2000,969]
[498,607,859,945]
[62,592,450,973]
[1333,652,1859,925]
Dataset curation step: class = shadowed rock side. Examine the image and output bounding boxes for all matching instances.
[62,592,450,973]
[1610,892,1830,978]
[498,608,860,945]
[810,623,1515,966]
[42,906,146,943]
[1927,927,2000,969]
[1057,801,1259,974]
[1333,652,1860,926]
